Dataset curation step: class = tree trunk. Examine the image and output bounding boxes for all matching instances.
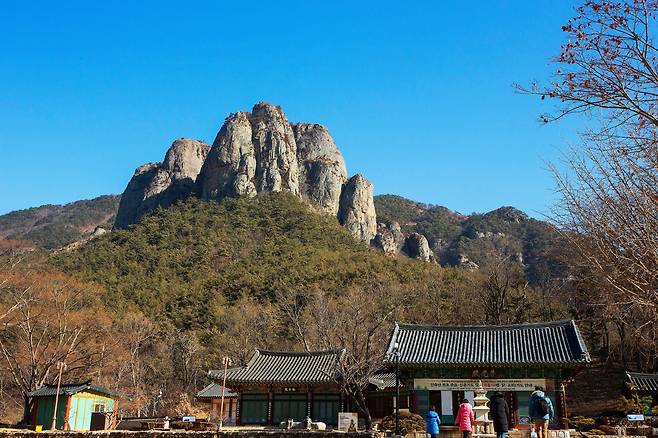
[350,387,373,430]
[21,394,32,425]
[355,401,372,430]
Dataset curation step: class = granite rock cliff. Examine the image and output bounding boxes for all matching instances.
[404,232,434,263]
[338,174,377,242]
[115,139,209,229]
[373,222,405,255]
[114,103,375,241]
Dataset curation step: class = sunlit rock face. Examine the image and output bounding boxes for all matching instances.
[199,112,257,200]
[293,123,347,215]
[115,139,209,229]
[404,232,434,263]
[338,174,377,243]
[114,103,377,242]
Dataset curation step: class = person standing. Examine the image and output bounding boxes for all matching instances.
[454,398,475,438]
[426,405,441,438]
[529,386,554,438]
[489,392,510,438]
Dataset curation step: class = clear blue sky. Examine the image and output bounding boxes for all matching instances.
[0,0,580,217]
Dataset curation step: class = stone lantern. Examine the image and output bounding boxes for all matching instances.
[473,380,496,438]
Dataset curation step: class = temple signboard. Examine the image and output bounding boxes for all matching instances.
[414,378,547,391]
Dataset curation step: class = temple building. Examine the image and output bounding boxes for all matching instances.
[208,349,344,427]
[385,320,591,429]
[196,382,238,425]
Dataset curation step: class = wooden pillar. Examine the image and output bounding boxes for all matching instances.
[236,392,242,426]
[558,381,568,429]
[112,399,119,430]
[511,391,519,428]
[267,389,273,425]
[31,399,39,425]
[63,396,72,430]
[307,389,313,419]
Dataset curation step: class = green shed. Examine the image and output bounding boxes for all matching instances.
[28,382,118,431]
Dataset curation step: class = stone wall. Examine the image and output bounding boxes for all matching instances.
[0,431,378,438]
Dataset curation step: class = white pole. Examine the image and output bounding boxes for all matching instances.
[50,362,65,430]
[219,357,231,430]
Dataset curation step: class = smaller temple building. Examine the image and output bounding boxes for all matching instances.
[385,320,591,429]
[208,349,344,427]
[624,371,658,414]
[196,382,238,424]
[28,381,118,431]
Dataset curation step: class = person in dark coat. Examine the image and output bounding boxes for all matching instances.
[489,392,510,438]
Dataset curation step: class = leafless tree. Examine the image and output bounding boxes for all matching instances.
[478,257,532,325]
[214,295,281,365]
[519,0,658,371]
[279,285,413,430]
[0,269,108,423]
[170,329,201,393]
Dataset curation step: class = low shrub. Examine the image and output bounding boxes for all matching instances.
[570,416,596,431]
[588,429,605,435]
[380,411,426,435]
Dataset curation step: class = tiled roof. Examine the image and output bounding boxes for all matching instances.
[368,372,399,390]
[385,320,591,367]
[208,349,343,385]
[27,382,116,398]
[626,371,658,392]
[196,382,237,399]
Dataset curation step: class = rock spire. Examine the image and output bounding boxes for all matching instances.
[114,103,376,242]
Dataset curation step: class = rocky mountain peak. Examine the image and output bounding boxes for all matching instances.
[486,206,529,223]
[163,139,209,180]
[114,139,209,229]
[114,103,376,242]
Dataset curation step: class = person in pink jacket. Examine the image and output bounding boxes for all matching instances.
[454,398,476,438]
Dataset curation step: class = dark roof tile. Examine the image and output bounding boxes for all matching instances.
[196,382,237,399]
[27,382,116,398]
[626,371,658,392]
[386,320,590,366]
[208,349,343,385]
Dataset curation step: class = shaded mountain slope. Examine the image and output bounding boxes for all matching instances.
[0,195,120,249]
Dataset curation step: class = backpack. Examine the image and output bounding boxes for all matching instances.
[536,397,550,417]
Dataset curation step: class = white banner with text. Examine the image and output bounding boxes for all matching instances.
[414,378,547,391]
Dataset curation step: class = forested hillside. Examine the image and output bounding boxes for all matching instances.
[1,192,567,287]
[0,195,120,249]
[373,195,566,284]
[54,193,449,329]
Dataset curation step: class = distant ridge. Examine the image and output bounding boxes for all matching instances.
[0,191,565,286]
[0,195,120,249]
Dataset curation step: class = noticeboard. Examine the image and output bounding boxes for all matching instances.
[338,412,358,431]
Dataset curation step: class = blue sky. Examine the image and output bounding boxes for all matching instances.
[0,1,580,217]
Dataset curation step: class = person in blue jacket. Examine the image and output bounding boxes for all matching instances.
[529,386,555,438]
[426,405,441,438]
